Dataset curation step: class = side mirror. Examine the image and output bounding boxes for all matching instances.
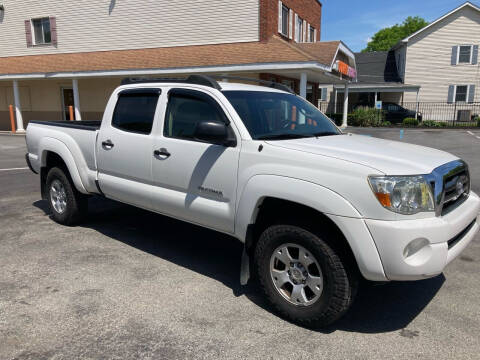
[194,121,236,147]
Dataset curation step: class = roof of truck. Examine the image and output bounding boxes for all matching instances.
[218,82,289,93]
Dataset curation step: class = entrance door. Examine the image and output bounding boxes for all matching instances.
[151,88,240,233]
[61,88,74,120]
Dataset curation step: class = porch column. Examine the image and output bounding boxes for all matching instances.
[72,79,82,121]
[334,88,337,113]
[374,92,378,103]
[13,80,25,132]
[342,83,349,128]
[415,89,420,120]
[299,72,307,98]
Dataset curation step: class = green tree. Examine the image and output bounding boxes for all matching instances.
[362,16,428,52]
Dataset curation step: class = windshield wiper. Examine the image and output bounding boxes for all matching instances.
[256,133,314,140]
[312,131,339,137]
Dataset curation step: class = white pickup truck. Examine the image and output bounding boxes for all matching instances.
[25,75,480,327]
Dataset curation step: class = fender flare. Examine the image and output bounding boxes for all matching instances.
[235,174,362,241]
[235,175,387,282]
[39,137,88,194]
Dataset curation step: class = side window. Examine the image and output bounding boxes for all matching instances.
[112,89,160,134]
[164,89,226,141]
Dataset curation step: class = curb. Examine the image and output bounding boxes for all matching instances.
[0,131,26,136]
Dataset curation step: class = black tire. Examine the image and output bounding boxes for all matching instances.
[254,225,357,328]
[45,166,87,226]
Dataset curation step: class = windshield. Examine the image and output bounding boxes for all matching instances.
[223,90,340,140]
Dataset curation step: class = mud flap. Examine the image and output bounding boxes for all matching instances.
[240,246,250,285]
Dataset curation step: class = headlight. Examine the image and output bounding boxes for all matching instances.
[368,176,434,215]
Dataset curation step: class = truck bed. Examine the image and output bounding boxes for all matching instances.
[29,120,101,131]
[26,120,101,194]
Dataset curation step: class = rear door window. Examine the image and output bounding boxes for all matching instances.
[112,89,161,134]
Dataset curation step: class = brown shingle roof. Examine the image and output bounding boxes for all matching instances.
[296,41,341,67]
[0,36,341,76]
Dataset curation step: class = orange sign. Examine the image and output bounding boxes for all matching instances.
[334,60,357,78]
[337,61,349,75]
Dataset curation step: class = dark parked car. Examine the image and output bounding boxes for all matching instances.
[382,102,422,123]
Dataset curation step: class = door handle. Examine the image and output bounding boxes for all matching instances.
[154,148,171,158]
[102,140,114,149]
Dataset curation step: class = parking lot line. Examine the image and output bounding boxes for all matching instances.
[0,167,29,172]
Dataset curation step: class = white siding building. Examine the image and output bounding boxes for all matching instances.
[395,2,480,104]
[0,0,261,57]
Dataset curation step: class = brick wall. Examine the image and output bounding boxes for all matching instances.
[259,0,322,42]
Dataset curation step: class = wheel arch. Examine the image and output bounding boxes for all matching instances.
[39,138,88,195]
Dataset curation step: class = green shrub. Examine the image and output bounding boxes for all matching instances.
[453,122,477,127]
[403,117,419,126]
[476,117,480,127]
[421,120,440,127]
[349,107,384,127]
[381,121,392,127]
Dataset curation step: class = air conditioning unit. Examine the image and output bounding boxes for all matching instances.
[457,110,471,122]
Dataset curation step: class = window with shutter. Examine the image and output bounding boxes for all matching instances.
[278,2,289,37]
[455,85,468,102]
[458,45,472,63]
[31,17,52,45]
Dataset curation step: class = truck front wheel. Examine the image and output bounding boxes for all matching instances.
[254,225,356,328]
[46,167,87,226]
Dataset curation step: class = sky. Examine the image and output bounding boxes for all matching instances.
[321,0,475,52]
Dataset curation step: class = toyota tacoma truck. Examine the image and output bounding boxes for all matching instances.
[25,75,480,327]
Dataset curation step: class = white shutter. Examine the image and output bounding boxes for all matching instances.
[289,9,293,39]
[307,23,311,42]
[278,1,283,34]
[303,20,307,42]
[294,13,299,42]
[314,28,317,42]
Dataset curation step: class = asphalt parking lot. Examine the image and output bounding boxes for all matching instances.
[1,129,479,359]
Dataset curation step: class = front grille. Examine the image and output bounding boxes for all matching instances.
[427,160,470,217]
[442,169,470,215]
[447,219,476,249]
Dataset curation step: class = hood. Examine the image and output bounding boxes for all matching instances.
[266,133,458,175]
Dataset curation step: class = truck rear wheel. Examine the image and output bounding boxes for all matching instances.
[254,225,356,328]
[46,167,87,226]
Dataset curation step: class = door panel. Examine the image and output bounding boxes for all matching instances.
[97,128,154,209]
[151,88,240,233]
[96,88,160,209]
